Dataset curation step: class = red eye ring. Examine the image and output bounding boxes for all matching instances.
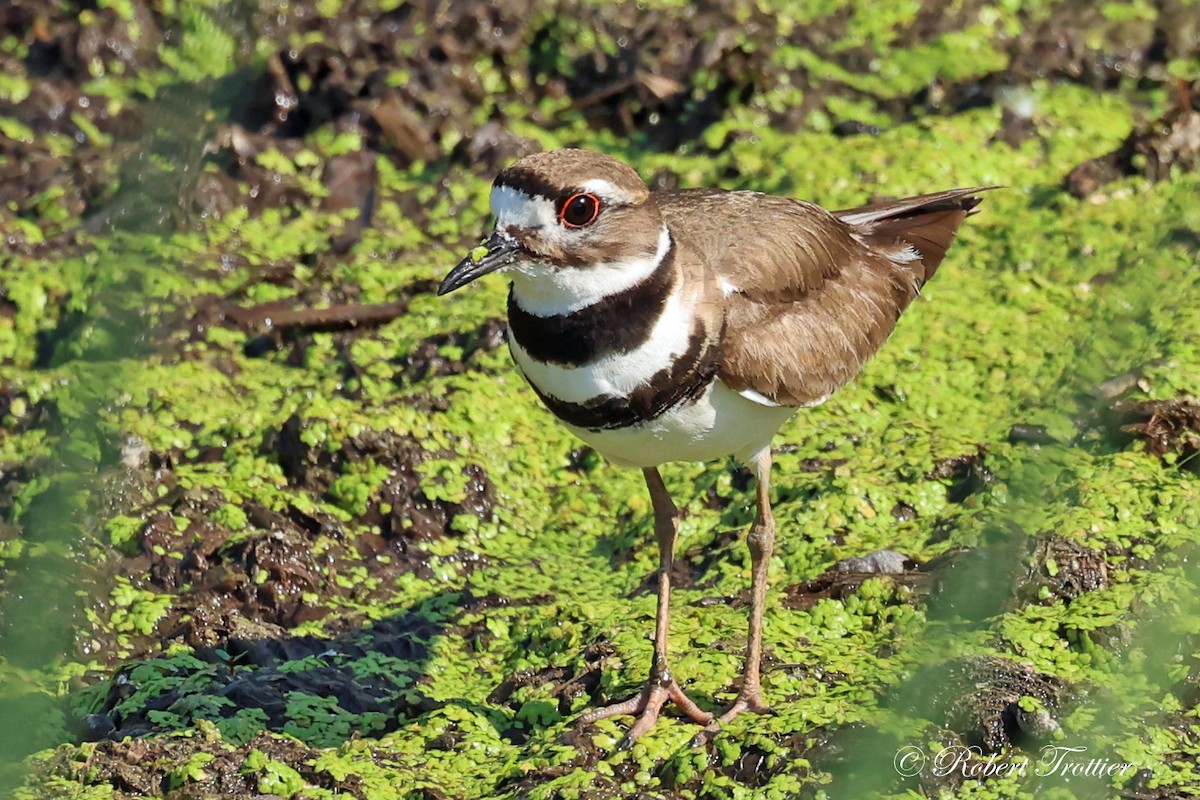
[559,193,602,228]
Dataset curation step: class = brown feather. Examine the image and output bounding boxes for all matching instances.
[656,186,993,407]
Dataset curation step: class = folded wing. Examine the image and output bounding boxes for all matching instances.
[658,187,991,407]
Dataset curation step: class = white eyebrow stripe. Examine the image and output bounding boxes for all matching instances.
[577,178,640,206]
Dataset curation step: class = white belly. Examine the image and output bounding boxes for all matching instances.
[562,380,796,468]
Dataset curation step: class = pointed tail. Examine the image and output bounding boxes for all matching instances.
[836,186,998,281]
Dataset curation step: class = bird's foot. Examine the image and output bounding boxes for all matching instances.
[578,668,713,746]
[690,690,772,746]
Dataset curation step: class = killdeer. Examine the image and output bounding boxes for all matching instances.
[439,148,990,744]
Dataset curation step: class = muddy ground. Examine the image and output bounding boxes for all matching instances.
[1,0,1200,798]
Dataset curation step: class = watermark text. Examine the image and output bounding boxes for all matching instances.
[894,744,1136,780]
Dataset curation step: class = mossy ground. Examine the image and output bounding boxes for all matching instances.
[2,1,1200,798]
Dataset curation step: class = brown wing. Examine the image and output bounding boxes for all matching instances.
[658,187,991,407]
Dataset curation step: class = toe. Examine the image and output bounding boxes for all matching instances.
[578,675,712,746]
[687,693,772,746]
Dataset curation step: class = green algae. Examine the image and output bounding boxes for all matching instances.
[3,0,1200,798]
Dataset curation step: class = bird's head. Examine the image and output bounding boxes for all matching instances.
[439,149,668,311]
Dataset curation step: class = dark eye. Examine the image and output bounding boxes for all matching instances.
[559,193,601,228]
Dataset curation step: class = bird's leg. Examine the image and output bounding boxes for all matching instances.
[693,447,776,746]
[578,467,713,743]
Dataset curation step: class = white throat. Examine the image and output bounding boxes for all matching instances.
[508,224,673,317]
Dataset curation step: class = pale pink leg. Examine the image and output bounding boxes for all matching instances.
[693,447,775,746]
[579,467,713,743]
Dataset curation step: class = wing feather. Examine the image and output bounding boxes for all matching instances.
[658,187,991,407]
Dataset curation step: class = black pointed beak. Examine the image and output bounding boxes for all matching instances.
[438,230,524,295]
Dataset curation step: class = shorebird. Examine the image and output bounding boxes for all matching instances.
[439,149,989,744]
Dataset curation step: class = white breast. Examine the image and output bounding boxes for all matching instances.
[561,380,797,468]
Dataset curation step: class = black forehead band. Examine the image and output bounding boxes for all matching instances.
[493,167,561,203]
